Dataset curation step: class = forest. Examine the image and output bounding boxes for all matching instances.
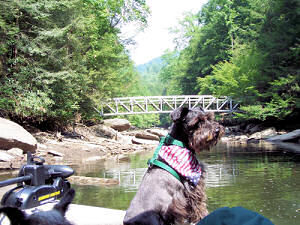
[0,0,299,129]
[159,0,299,123]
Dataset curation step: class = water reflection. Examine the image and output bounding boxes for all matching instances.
[104,168,147,192]
[206,164,237,187]
[73,151,239,191]
[71,142,299,225]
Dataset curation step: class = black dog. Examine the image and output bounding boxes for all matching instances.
[0,188,75,225]
[123,107,224,225]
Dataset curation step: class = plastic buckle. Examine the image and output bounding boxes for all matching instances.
[164,135,173,145]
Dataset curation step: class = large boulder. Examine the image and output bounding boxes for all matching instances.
[135,131,160,141]
[7,148,24,157]
[267,129,300,142]
[92,124,132,144]
[103,119,131,132]
[146,128,168,138]
[92,124,117,138]
[115,134,132,144]
[248,128,277,140]
[0,118,37,153]
[0,151,14,162]
[244,124,264,134]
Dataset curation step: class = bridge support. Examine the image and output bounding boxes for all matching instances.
[99,95,239,116]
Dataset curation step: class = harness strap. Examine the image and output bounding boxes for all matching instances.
[147,135,187,182]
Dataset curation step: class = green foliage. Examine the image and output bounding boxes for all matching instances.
[136,57,165,96]
[160,0,267,96]
[0,0,150,125]
[235,101,292,121]
[1,0,299,125]
[198,44,265,103]
[125,114,160,128]
[160,0,300,121]
[159,50,188,95]
[121,57,167,128]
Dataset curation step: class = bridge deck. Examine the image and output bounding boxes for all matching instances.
[99,95,239,116]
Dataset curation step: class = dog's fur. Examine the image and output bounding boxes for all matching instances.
[0,188,75,225]
[123,107,224,225]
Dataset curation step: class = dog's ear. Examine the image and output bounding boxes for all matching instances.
[171,107,189,122]
[54,188,75,216]
[188,110,214,127]
[0,207,27,225]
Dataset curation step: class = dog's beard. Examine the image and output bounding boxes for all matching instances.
[188,123,224,153]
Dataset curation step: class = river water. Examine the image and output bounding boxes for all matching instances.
[1,142,298,224]
[71,142,300,225]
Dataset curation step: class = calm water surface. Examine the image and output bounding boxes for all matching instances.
[54,143,300,224]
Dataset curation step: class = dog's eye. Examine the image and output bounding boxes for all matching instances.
[188,122,199,131]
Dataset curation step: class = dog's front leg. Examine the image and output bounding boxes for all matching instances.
[124,168,181,225]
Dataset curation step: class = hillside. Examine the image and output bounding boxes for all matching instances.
[136,57,165,96]
[136,57,165,75]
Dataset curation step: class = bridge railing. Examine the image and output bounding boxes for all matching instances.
[98,95,239,116]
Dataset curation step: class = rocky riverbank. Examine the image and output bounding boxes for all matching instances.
[0,118,168,171]
[1,117,299,172]
[221,124,300,153]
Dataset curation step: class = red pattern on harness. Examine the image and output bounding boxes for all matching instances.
[159,145,202,185]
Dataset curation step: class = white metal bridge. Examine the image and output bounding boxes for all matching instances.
[98,95,239,116]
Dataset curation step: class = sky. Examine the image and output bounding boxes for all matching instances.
[124,0,208,65]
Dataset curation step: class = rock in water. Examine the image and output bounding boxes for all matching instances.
[68,176,119,186]
[267,129,300,142]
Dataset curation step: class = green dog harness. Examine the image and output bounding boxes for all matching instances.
[147,135,187,182]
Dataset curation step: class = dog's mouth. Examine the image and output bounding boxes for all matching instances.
[188,124,224,152]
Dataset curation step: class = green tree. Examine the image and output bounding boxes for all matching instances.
[160,0,299,121]
[0,0,150,126]
[198,0,300,120]
[160,0,266,95]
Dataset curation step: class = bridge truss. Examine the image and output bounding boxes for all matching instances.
[99,95,239,116]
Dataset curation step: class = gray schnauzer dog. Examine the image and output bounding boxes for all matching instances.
[123,107,224,225]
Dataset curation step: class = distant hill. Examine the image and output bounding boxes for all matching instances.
[136,57,165,75]
[136,56,165,96]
